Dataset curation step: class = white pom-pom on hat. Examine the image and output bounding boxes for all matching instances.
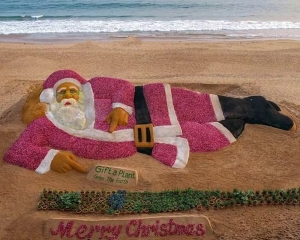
[40,88,55,103]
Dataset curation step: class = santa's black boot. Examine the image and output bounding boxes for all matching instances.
[219,119,245,138]
[267,100,281,111]
[218,95,296,131]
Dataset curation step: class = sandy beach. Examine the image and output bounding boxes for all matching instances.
[1,38,300,240]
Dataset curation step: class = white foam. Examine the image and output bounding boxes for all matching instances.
[31,15,44,19]
[1,19,300,36]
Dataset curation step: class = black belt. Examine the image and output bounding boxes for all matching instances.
[134,86,153,155]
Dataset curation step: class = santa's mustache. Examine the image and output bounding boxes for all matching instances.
[59,98,78,108]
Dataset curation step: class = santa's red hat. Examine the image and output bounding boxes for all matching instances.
[40,69,87,103]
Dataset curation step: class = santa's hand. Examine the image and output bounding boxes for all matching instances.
[106,107,129,133]
[50,151,86,173]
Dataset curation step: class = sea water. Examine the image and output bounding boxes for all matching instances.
[1,0,300,42]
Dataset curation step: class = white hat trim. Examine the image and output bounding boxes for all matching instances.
[53,78,82,91]
[40,78,83,103]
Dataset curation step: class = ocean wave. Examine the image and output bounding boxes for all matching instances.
[0,15,45,21]
[61,2,198,9]
[0,15,143,21]
[30,15,44,19]
[0,19,300,35]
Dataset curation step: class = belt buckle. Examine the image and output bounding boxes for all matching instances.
[134,124,154,148]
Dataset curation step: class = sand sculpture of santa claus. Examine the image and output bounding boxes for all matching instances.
[4,70,296,174]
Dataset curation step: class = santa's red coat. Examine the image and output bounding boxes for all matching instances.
[4,76,235,173]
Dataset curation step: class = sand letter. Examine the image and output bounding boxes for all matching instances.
[50,221,75,238]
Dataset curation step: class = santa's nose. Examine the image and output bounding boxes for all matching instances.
[63,91,72,99]
[63,90,73,99]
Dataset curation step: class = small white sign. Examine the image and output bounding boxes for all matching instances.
[87,164,138,187]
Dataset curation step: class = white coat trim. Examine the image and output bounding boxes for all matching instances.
[82,82,95,129]
[209,122,236,143]
[155,137,189,169]
[35,149,59,174]
[112,102,133,115]
[210,94,225,121]
[47,106,186,144]
[164,84,182,134]
[153,125,182,138]
[46,110,135,142]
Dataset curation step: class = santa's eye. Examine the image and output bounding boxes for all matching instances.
[70,89,78,94]
[58,90,66,95]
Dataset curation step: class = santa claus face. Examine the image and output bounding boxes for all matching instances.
[55,82,80,103]
[50,82,86,130]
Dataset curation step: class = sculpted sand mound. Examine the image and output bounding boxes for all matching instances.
[1,82,300,240]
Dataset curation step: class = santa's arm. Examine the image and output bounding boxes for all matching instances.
[4,119,56,174]
[88,76,135,114]
[4,119,86,174]
[88,77,135,132]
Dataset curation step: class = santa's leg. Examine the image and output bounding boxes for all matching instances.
[218,95,296,131]
[181,120,245,153]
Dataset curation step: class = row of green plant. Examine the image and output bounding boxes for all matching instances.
[37,187,300,214]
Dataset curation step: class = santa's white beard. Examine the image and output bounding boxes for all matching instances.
[50,98,86,130]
